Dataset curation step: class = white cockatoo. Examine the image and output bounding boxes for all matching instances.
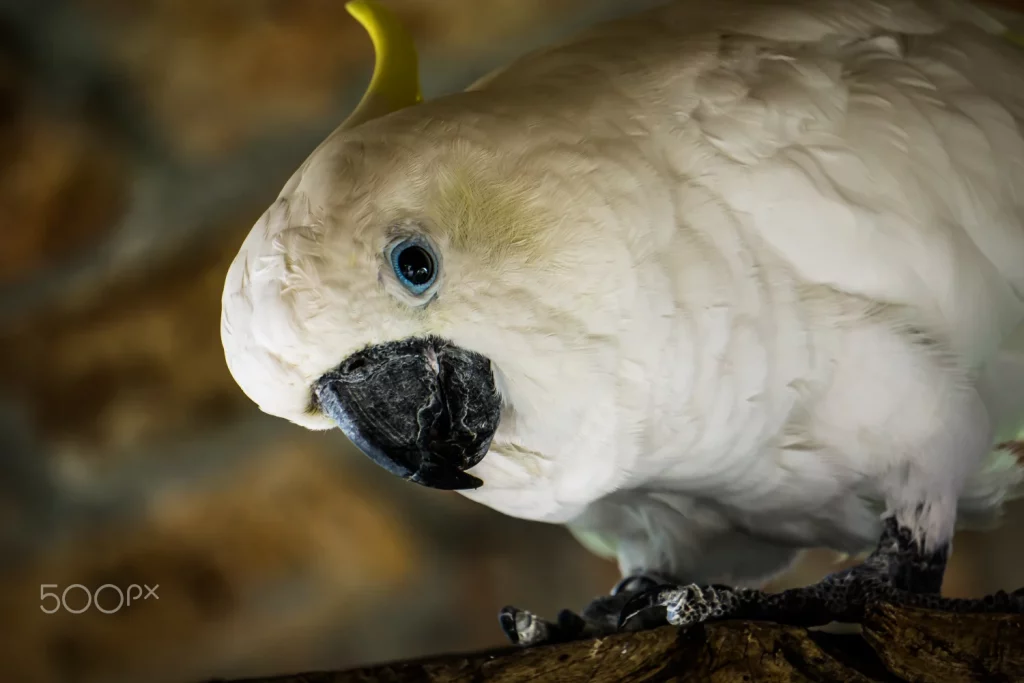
[221,0,1024,643]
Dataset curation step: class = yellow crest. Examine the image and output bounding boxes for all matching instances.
[341,0,424,129]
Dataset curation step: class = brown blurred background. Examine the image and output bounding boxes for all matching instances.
[0,1,1022,682]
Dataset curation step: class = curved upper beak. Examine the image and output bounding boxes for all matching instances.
[314,337,501,490]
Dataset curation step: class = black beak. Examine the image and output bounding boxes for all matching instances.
[314,337,501,490]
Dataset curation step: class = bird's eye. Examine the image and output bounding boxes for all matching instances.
[390,239,437,295]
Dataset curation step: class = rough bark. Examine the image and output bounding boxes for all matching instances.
[213,604,1024,683]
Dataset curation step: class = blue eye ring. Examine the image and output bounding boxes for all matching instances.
[389,238,438,295]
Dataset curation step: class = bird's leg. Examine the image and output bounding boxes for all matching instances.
[499,571,676,646]
[618,516,1024,630]
[848,513,948,593]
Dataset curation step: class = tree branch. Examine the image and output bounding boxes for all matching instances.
[213,605,1023,683]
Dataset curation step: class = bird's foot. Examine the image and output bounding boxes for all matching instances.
[619,582,751,629]
[617,578,1024,630]
[497,606,589,646]
[618,517,1024,630]
[499,572,675,647]
[502,516,1024,644]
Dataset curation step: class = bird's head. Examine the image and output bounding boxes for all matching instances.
[220,2,636,494]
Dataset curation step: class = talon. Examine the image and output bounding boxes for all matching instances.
[498,605,522,644]
[617,589,660,629]
[498,605,554,646]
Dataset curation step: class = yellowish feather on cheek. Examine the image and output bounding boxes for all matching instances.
[429,169,553,266]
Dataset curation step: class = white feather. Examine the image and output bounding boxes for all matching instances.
[223,0,1024,584]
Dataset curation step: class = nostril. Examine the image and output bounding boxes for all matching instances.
[341,357,367,375]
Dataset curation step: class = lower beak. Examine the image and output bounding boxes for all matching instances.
[314,336,501,490]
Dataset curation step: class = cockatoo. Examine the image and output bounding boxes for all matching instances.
[221,0,1024,644]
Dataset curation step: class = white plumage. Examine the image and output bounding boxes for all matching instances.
[222,0,1024,587]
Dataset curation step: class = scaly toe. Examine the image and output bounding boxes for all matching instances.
[499,606,548,646]
[660,584,722,626]
[618,583,737,629]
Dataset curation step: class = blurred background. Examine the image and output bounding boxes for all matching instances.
[0,0,1022,682]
